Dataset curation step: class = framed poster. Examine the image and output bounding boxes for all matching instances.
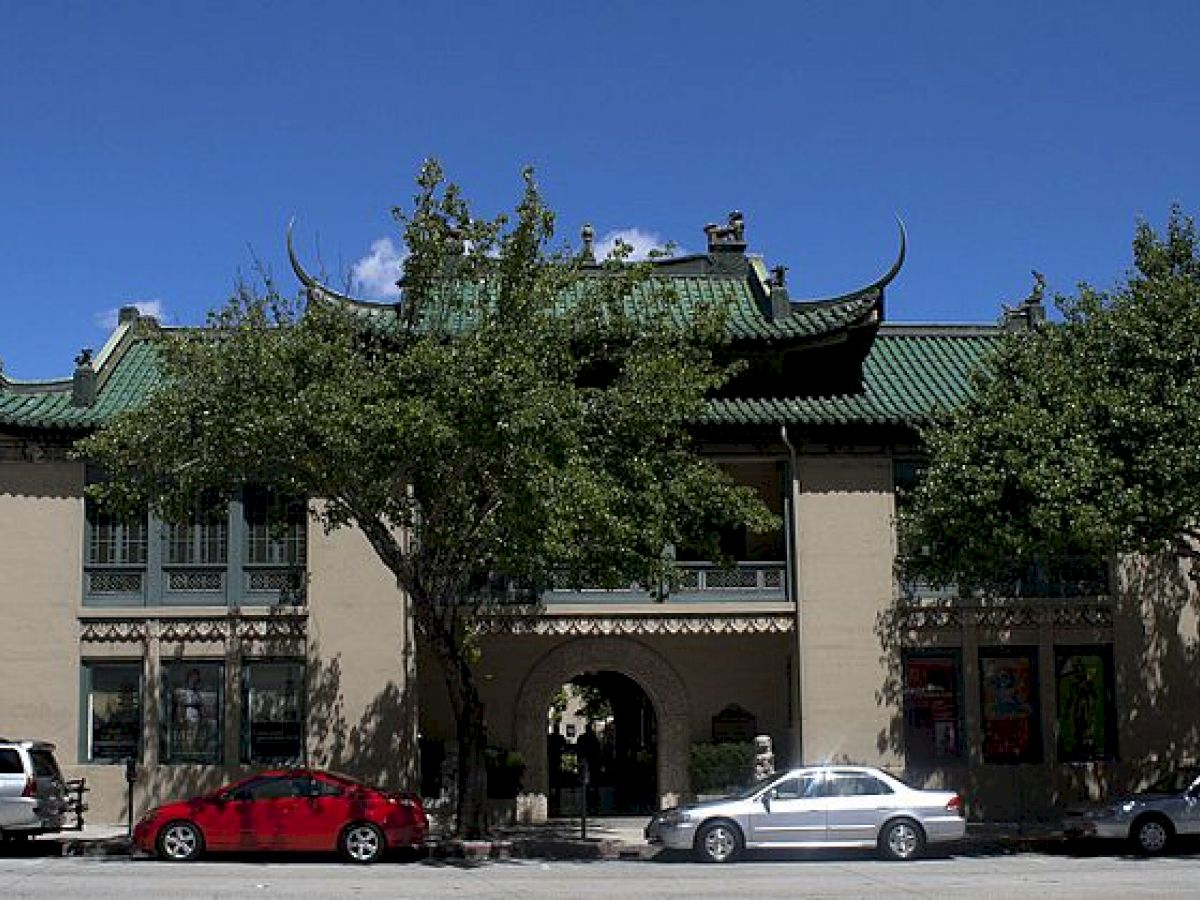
[903,652,962,763]
[980,649,1041,763]
[1056,647,1115,762]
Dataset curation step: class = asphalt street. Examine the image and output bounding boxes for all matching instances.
[1,848,1199,899]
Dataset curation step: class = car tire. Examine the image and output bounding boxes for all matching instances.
[340,822,386,864]
[1131,815,1173,855]
[157,820,204,862]
[879,817,925,861]
[693,819,742,863]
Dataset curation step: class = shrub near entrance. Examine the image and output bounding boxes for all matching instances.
[689,742,754,796]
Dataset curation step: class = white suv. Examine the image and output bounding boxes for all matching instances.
[0,739,69,840]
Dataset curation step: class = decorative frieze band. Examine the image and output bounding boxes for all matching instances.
[893,597,1114,634]
[80,613,308,644]
[478,613,795,636]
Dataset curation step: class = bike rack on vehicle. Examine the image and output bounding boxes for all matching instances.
[61,777,88,832]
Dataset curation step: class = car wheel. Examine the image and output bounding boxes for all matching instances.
[157,820,204,862]
[340,822,386,864]
[1131,815,1173,855]
[879,818,925,861]
[694,820,742,863]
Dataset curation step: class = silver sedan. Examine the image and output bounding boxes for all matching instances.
[645,765,965,863]
[1064,769,1200,854]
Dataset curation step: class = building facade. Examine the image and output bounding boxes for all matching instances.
[1,216,1195,825]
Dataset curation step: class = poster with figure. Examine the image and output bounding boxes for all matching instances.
[1057,651,1109,761]
[980,653,1039,763]
[166,665,221,762]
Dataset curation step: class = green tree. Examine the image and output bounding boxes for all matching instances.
[901,208,1200,593]
[78,161,773,835]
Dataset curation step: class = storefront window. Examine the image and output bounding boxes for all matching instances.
[162,662,223,764]
[1056,646,1115,762]
[902,652,962,763]
[242,661,304,764]
[85,663,142,762]
[980,649,1042,763]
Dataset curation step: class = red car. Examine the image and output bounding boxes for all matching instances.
[133,769,427,864]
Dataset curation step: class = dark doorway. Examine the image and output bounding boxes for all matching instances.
[546,670,657,816]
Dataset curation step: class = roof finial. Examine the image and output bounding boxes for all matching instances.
[580,222,595,262]
[72,348,96,408]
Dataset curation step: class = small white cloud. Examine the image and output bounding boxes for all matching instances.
[594,227,682,261]
[95,299,168,331]
[351,237,407,299]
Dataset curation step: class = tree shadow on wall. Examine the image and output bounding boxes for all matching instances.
[129,631,419,823]
[872,551,1200,823]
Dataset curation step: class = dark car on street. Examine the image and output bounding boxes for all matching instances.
[132,769,427,863]
[1063,769,1200,854]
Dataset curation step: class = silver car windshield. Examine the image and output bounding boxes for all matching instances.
[732,773,789,800]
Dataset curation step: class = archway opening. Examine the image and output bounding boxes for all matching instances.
[546,670,657,816]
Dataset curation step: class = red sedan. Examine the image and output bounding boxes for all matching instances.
[133,769,427,864]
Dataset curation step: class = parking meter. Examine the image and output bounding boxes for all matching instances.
[124,758,137,836]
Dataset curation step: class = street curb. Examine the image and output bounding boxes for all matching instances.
[58,835,133,858]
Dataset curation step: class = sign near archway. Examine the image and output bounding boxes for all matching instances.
[711,704,757,742]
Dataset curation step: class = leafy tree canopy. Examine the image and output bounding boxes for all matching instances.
[77,160,774,833]
[901,207,1200,593]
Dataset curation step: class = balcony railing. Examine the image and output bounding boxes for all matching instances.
[543,560,788,605]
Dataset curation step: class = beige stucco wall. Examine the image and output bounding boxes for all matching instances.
[305,517,417,790]
[1113,551,1200,768]
[795,455,898,768]
[0,460,86,770]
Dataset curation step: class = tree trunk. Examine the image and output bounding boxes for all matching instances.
[416,602,490,837]
[456,692,489,838]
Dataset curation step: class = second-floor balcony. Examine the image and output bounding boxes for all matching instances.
[542,560,789,606]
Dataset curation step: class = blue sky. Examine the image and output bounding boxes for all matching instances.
[2,1,1198,378]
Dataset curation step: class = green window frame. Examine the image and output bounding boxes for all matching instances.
[241,660,305,765]
[81,662,143,764]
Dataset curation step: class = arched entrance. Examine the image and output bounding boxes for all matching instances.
[548,671,657,815]
[514,637,690,820]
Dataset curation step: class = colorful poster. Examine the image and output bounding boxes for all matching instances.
[981,653,1039,762]
[1057,651,1109,760]
[904,655,961,761]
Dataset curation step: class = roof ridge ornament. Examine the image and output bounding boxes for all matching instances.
[790,218,907,309]
[286,218,366,307]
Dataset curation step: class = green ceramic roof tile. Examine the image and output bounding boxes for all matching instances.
[338,274,879,344]
[0,339,162,431]
[702,327,999,427]
[1,323,1000,433]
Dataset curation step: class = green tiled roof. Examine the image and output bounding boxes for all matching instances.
[0,339,161,431]
[332,275,880,344]
[703,327,999,427]
[1,323,1000,433]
